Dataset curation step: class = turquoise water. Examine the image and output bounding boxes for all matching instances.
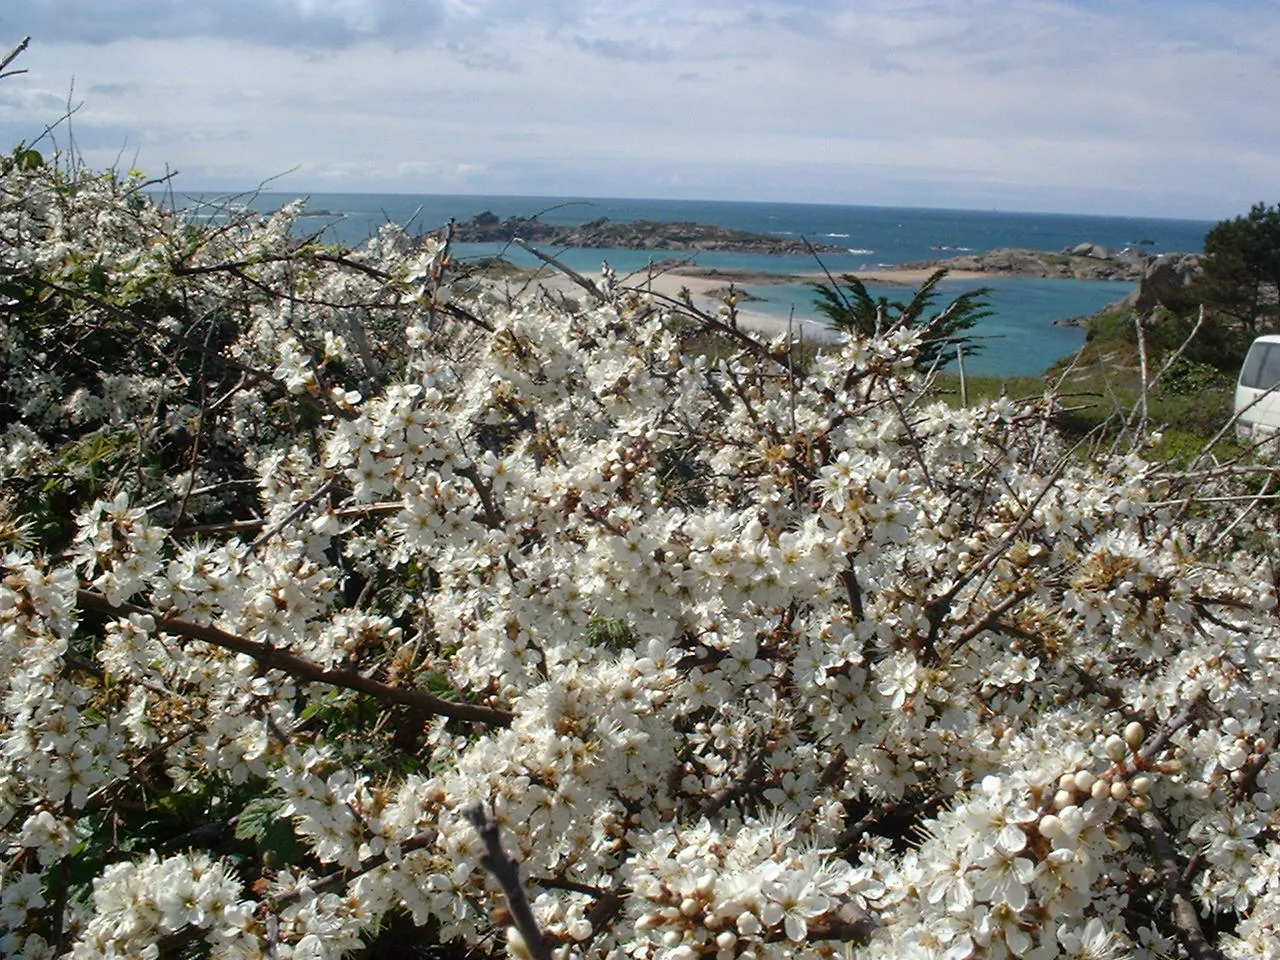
[736,276,1125,377]
[171,191,1213,376]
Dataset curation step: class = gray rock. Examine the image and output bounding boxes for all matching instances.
[1125,254,1203,313]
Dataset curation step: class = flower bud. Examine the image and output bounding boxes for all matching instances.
[1124,722,1146,749]
[1105,735,1127,762]
[1130,776,1152,796]
[1058,774,1077,793]
[1091,779,1110,801]
[1110,781,1130,801]
[507,928,530,960]
[1053,790,1073,810]
[1074,770,1096,792]
[1039,813,1062,838]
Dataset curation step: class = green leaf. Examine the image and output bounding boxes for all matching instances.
[13,147,42,170]
[583,616,633,650]
[236,796,308,866]
[234,797,279,843]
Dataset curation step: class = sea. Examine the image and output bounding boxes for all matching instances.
[174,191,1215,377]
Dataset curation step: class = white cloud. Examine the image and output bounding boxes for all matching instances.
[3,0,1278,217]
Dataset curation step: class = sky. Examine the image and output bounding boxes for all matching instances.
[2,0,1279,219]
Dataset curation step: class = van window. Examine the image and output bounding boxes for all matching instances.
[1241,341,1280,390]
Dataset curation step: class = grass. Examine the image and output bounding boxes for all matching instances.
[924,315,1244,465]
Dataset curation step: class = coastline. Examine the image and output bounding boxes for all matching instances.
[522,268,833,340]
[515,257,1124,343]
[656,263,992,287]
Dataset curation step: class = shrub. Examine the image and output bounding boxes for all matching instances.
[3,151,1280,960]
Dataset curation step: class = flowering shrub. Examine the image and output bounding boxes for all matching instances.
[3,153,1280,960]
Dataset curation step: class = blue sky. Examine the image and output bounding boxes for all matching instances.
[3,0,1279,218]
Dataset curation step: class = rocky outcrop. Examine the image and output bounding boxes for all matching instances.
[1121,253,1204,313]
[1067,242,1112,260]
[900,246,1169,282]
[446,213,848,256]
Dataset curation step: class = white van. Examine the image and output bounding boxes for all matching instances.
[1235,334,1280,440]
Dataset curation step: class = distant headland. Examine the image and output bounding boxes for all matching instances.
[447,212,849,255]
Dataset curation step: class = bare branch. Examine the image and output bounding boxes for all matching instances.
[514,239,606,304]
[1139,693,1207,765]
[1131,809,1225,960]
[0,36,30,78]
[251,478,338,549]
[463,803,553,960]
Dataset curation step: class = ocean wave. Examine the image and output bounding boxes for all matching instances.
[824,232,851,238]
[846,247,875,255]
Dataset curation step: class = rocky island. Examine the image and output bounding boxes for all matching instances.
[447,211,848,255]
[900,244,1149,281]
[899,244,1204,315]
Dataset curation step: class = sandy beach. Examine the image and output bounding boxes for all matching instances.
[849,267,990,284]
[517,266,836,340]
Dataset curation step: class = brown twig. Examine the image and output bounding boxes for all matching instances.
[173,500,405,538]
[76,590,513,726]
[943,588,1033,658]
[1131,809,1225,960]
[1139,693,1206,765]
[917,454,1070,663]
[250,478,338,548]
[270,828,439,909]
[700,751,770,819]
[463,803,553,960]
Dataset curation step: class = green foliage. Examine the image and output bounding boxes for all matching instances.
[234,796,309,868]
[1084,308,1139,346]
[582,615,633,649]
[1,145,42,173]
[810,268,992,369]
[1156,356,1228,398]
[1085,305,1248,374]
[1196,201,1280,333]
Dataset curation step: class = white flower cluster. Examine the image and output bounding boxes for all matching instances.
[2,155,1280,960]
